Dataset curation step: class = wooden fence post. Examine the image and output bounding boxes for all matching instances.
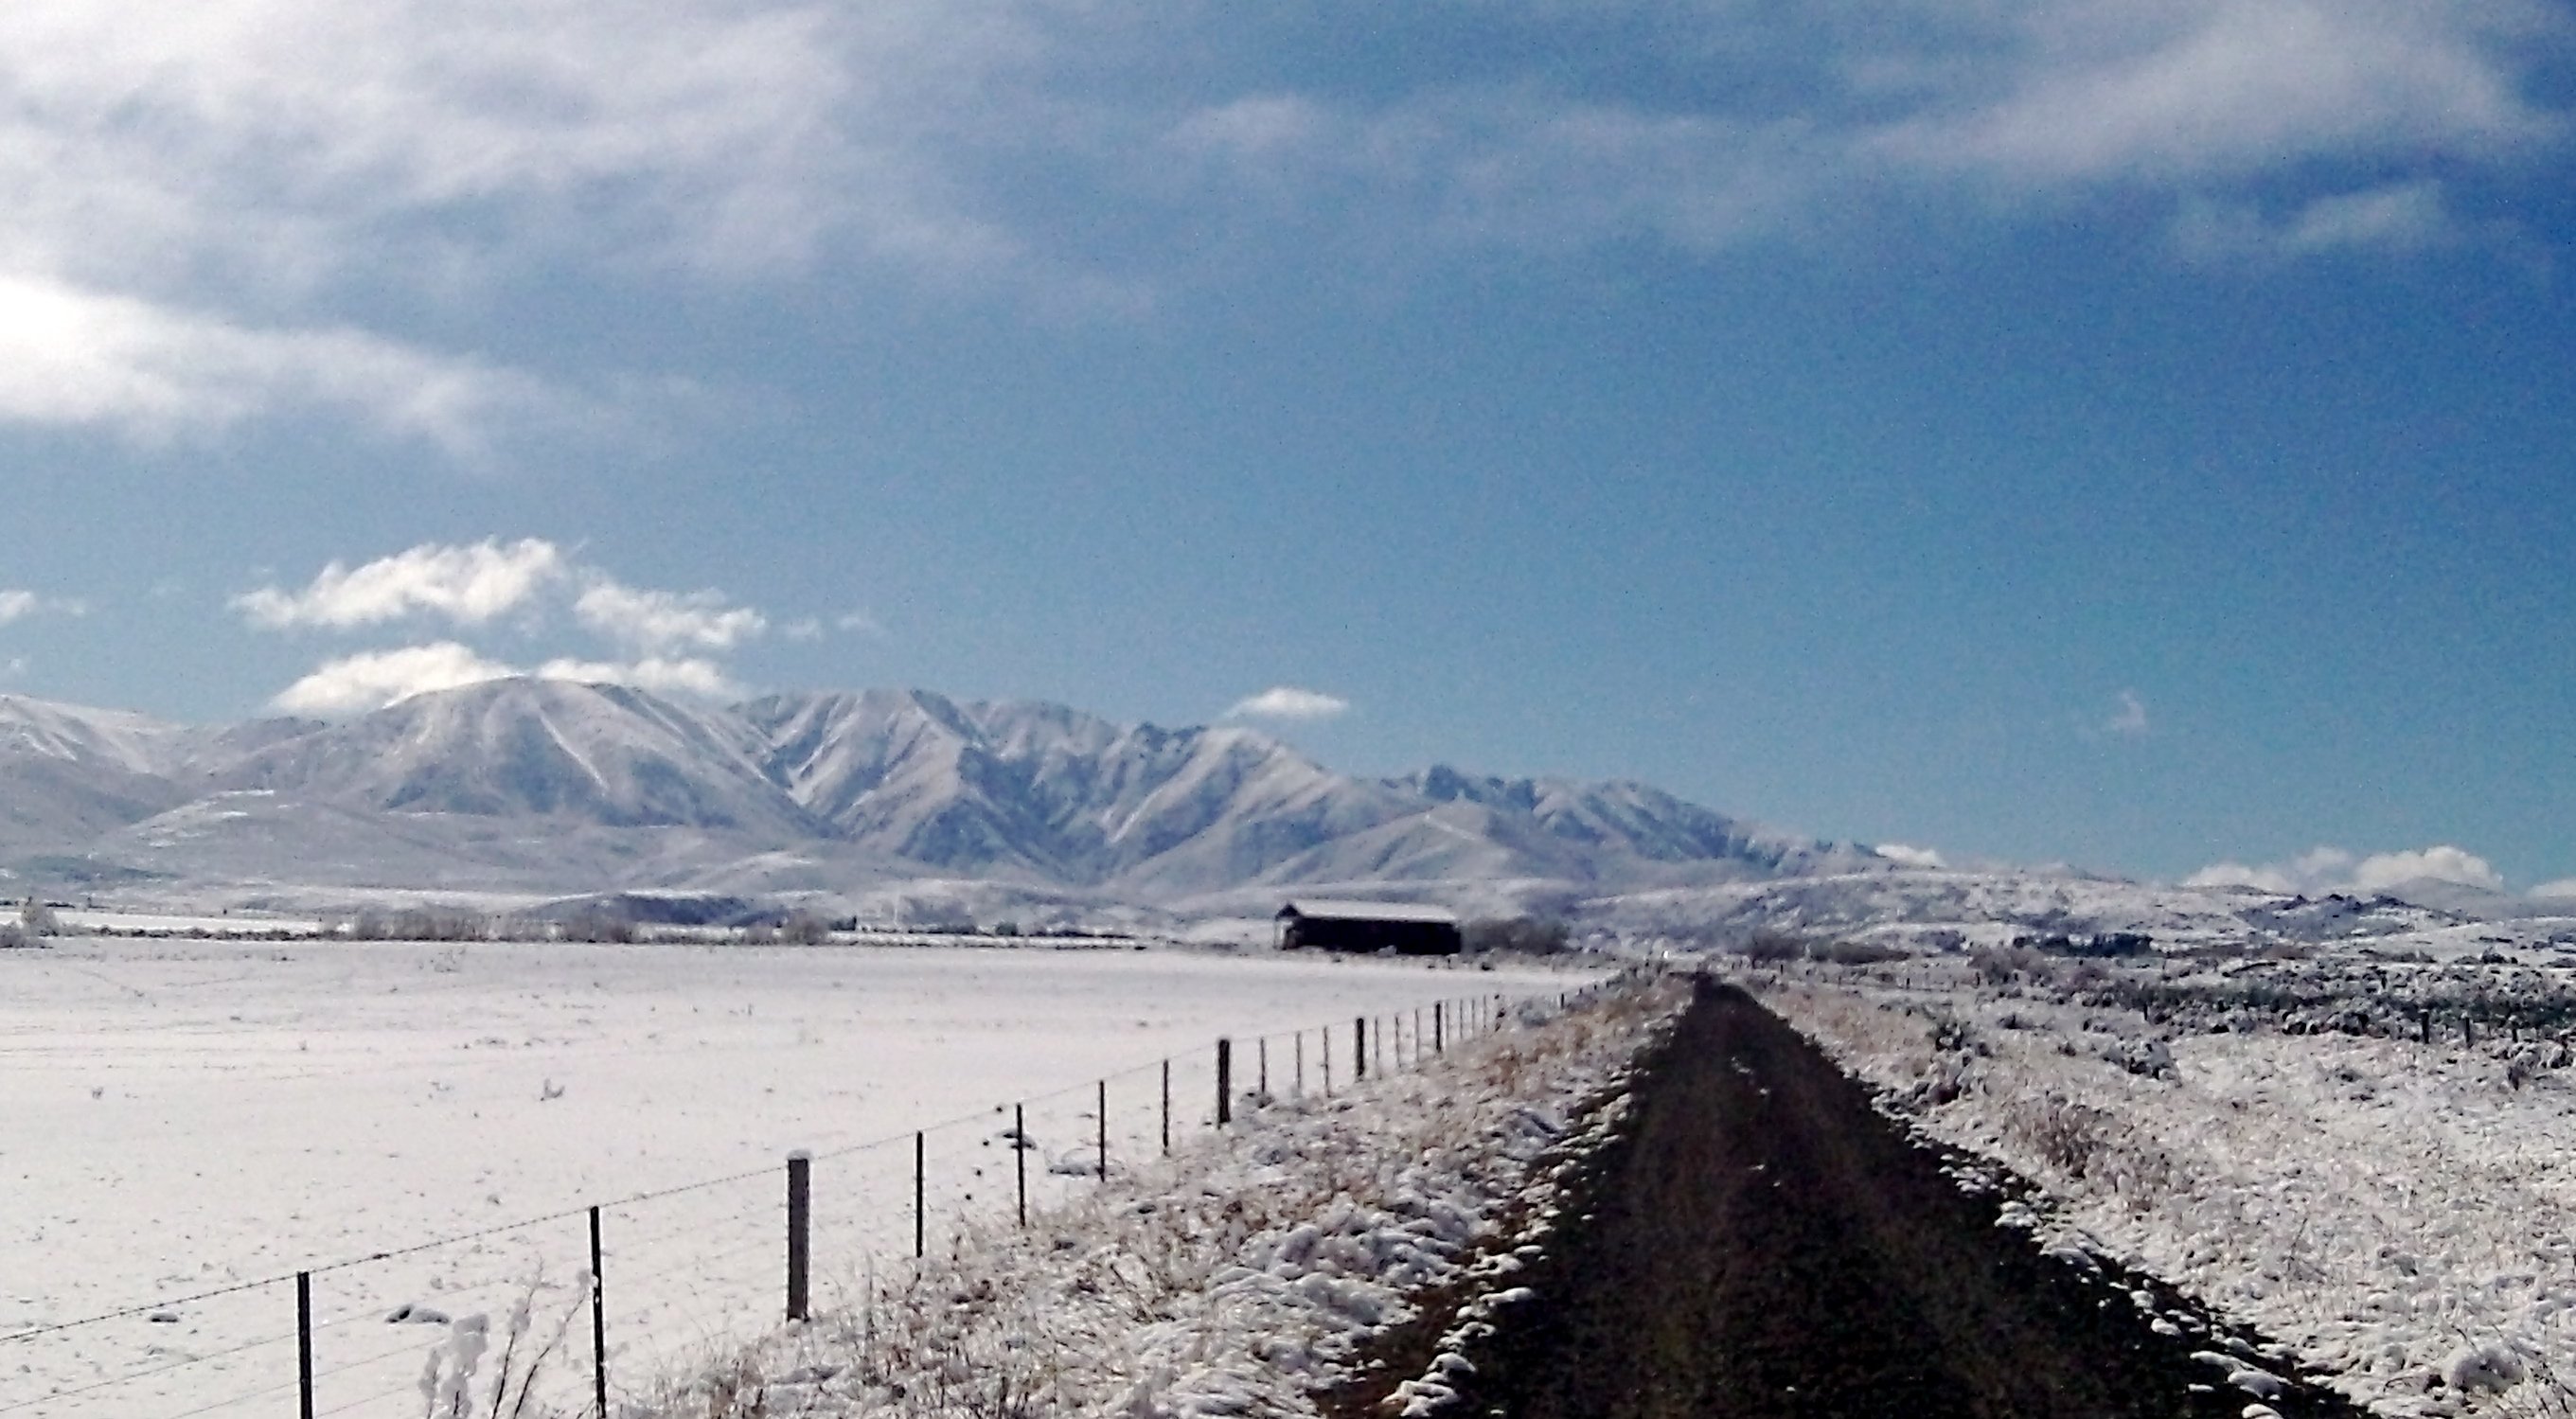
[1162,1059,1171,1154]
[1217,1038,1233,1126]
[914,1132,926,1259]
[1015,1103,1027,1227]
[1096,1081,1108,1181]
[786,1151,810,1321]
[1435,1001,1444,1054]
[1355,1016,1366,1080]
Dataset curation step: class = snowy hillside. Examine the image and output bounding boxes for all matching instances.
[0,681,1866,905]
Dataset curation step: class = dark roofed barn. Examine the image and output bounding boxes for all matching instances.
[1275,899,1463,956]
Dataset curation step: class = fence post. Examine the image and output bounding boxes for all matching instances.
[1323,1025,1332,1094]
[1015,1103,1027,1228]
[914,1132,926,1260]
[1162,1059,1171,1154]
[786,1151,810,1322]
[1096,1080,1108,1181]
[1435,1001,1444,1054]
[589,1207,608,1419]
[1258,1037,1268,1098]
[1355,1016,1367,1080]
[1217,1038,1233,1126]
[1296,1031,1305,1096]
[297,1271,313,1419]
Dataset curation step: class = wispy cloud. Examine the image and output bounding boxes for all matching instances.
[534,655,742,701]
[2172,181,2461,262]
[0,0,2561,455]
[2103,689,2150,737]
[2185,843,2506,895]
[0,589,84,625]
[1226,685,1352,721]
[0,275,560,452]
[573,582,766,652]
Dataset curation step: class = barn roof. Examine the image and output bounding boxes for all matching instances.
[1276,899,1459,924]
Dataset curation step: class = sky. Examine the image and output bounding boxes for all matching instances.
[0,0,2570,893]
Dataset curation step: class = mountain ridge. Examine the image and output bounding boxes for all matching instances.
[0,680,1873,898]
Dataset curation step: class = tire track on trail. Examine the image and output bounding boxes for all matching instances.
[1341,979,2368,1419]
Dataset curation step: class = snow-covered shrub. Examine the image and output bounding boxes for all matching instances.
[2443,1341,2526,1395]
[414,1273,589,1419]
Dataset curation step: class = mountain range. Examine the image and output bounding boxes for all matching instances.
[0,679,1876,907]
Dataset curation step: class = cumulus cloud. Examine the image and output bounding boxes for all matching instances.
[1875,843,1948,869]
[1225,686,1352,721]
[271,641,518,714]
[2185,843,2506,896]
[235,538,567,630]
[248,537,773,712]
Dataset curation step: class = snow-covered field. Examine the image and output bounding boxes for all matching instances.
[1760,951,2576,1417]
[0,936,1607,1418]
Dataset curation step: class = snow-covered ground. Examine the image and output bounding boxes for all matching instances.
[0,936,1608,1418]
[1759,951,2576,1417]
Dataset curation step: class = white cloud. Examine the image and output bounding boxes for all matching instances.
[573,580,765,651]
[2185,843,2505,896]
[2104,689,2150,736]
[271,641,517,714]
[2531,878,2576,901]
[1875,2,2553,186]
[0,274,561,451]
[235,538,569,630]
[535,655,742,700]
[0,590,82,625]
[1225,686,1352,721]
[2173,181,2461,261]
[2350,845,2503,894]
[1875,843,1948,869]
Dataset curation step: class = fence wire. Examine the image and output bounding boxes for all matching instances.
[3,981,1606,1418]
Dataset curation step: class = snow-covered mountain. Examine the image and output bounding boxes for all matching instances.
[0,681,1861,899]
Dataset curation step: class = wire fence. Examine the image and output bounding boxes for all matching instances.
[2,982,1608,1419]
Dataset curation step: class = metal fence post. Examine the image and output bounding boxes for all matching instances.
[589,1207,608,1419]
[914,1131,926,1259]
[1217,1038,1233,1126]
[1355,1016,1366,1080]
[297,1271,313,1419]
[786,1151,810,1321]
[1015,1103,1027,1228]
[1096,1080,1108,1181]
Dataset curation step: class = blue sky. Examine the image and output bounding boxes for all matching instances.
[0,0,2570,892]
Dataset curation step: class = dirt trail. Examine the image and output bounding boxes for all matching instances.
[1350,980,2367,1419]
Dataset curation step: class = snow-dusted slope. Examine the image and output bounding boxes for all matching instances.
[5,680,1882,903]
[213,679,820,837]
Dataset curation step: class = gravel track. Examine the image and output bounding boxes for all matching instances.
[1344,979,2369,1419]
